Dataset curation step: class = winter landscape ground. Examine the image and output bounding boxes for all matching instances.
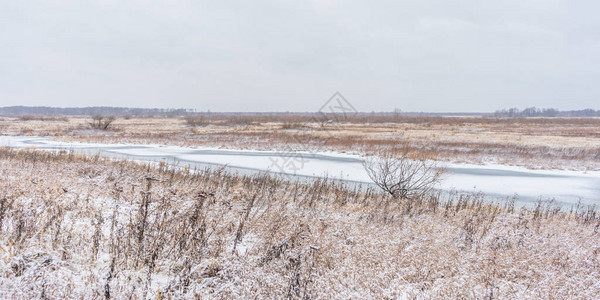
[2,115,599,170]
[1,148,600,299]
[0,115,599,298]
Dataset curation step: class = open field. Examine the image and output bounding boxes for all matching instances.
[2,114,599,298]
[0,148,599,298]
[1,115,600,170]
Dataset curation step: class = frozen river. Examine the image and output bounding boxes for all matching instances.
[1,136,599,208]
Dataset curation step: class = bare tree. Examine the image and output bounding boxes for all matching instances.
[89,115,116,130]
[363,149,445,199]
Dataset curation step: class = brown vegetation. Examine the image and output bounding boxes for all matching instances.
[1,115,599,169]
[0,148,599,298]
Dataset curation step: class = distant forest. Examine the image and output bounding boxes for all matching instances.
[1,105,599,117]
[493,107,600,117]
[0,106,194,116]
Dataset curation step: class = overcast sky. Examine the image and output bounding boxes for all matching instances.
[1,1,599,112]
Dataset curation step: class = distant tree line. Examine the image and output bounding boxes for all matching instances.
[494,107,600,117]
[2,105,599,118]
[0,106,194,116]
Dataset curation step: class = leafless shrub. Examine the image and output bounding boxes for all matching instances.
[363,148,445,200]
[89,115,116,130]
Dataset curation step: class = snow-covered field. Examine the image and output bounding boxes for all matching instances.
[2,136,599,208]
[1,147,599,298]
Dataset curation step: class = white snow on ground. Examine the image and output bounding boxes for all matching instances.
[1,136,599,207]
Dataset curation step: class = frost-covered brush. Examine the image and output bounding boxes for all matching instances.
[364,147,446,200]
[0,149,599,298]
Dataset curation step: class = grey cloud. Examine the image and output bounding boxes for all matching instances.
[1,0,599,112]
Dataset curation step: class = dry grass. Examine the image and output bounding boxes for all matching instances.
[0,148,599,298]
[1,115,600,170]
